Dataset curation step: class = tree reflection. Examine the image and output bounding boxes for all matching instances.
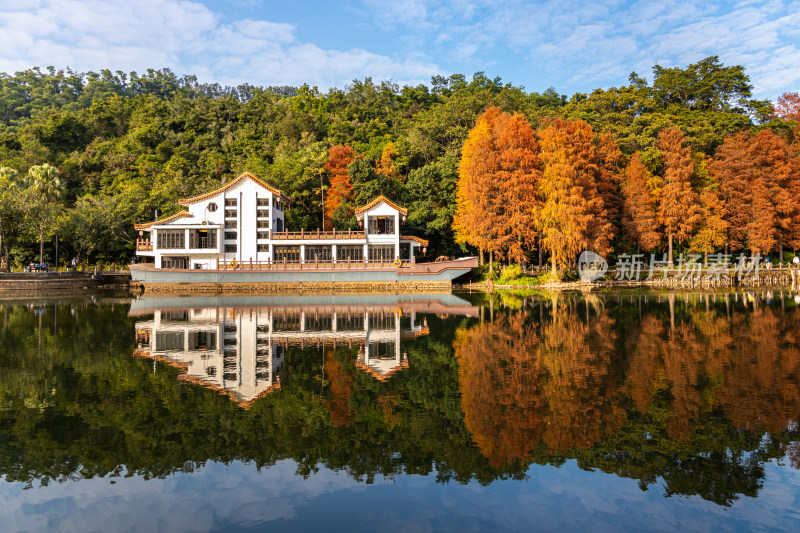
[1,292,800,507]
[455,290,800,504]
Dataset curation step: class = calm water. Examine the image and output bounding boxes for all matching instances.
[2,290,800,532]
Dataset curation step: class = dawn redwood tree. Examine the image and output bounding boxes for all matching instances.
[494,110,541,263]
[323,145,355,231]
[689,188,728,264]
[657,127,700,264]
[748,130,799,256]
[594,131,624,225]
[620,152,661,252]
[711,130,800,257]
[709,132,752,252]
[536,118,613,275]
[453,106,540,271]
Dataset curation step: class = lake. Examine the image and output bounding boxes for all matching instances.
[1,290,800,532]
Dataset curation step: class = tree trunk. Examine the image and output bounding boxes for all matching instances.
[551,253,557,278]
[40,227,44,264]
[489,250,493,276]
[538,241,543,268]
[668,231,673,265]
[479,246,484,267]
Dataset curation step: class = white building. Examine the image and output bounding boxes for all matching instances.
[134,172,428,269]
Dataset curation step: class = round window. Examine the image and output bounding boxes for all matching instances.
[207,202,218,212]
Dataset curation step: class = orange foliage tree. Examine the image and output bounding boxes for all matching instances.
[657,127,700,263]
[689,188,728,263]
[453,106,540,268]
[537,118,613,274]
[748,130,799,256]
[709,132,753,252]
[324,145,356,231]
[620,152,661,252]
[711,130,800,256]
[775,92,800,122]
[376,142,402,183]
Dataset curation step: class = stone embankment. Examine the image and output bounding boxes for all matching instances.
[0,271,131,291]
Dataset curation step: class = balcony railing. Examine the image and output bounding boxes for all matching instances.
[214,258,411,270]
[270,229,366,240]
[136,239,153,251]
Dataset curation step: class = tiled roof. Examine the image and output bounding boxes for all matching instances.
[400,235,429,246]
[178,172,292,206]
[355,195,407,215]
[134,210,191,230]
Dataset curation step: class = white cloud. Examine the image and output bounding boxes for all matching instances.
[1,0,798,97]
[353,0,800,98]
[0,0,441,89]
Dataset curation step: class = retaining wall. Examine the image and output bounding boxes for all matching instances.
[139,280,452,295]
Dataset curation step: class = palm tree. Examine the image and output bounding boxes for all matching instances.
[25,164,65,264]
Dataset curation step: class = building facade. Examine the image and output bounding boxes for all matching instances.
[134,172,428,269]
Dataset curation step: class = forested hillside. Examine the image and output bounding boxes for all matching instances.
[0,57,797,268]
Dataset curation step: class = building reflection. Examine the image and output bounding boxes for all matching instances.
[132,295,477,407]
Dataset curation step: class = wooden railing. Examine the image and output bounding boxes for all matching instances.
[215,258,411,270]
[270,229,366,240]
[136,239,153,251]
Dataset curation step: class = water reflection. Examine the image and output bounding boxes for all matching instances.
[1,290,800,513]
[456,290,800,504]
[129,296,461,406]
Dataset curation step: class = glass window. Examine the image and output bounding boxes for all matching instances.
[257,219,269,229]
[257,243,269,252]
[257,208,270,218]
[224,244,237,253]
[257,231,269,240]
[157,230,185,249]
[207,202,217,212]
[337,245,363,261]
[399,243,411,259]
[368,216,395,235]
[225,220,237,229]
[156,331,184,352]
[189,229,217,249]
[162,310,188,322]
[225,198,237,207]
[188,331,216,351]
[225,209,237,219]
[368,245,395,262]
[257,198,270,207]
[161,256,188,269]
[305,245,332,261]
[225,231,237,240]
[274,245,300,263]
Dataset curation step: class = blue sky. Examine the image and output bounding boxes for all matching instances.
[1,0,798,99]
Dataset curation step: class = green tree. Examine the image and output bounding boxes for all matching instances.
[24,163,65,264]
